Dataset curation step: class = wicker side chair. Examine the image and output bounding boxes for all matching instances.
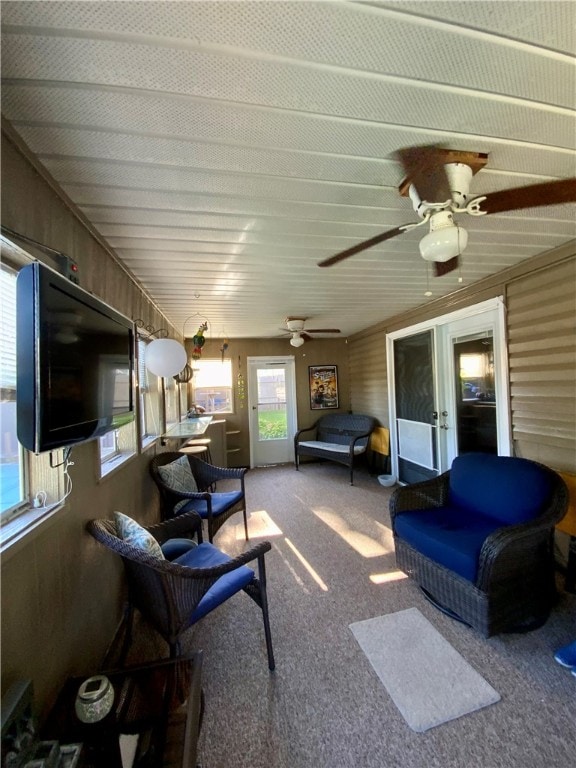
[150,452,249,542]
[389,453,568,637]
[87,511,275,670]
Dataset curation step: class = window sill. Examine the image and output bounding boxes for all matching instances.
[0,501,66,560]
[141,435,160,452]
[99,450,137,480]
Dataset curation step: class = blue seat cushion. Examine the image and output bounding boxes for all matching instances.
[161,538,199,560]
[394,506,501,582]
[449,453,553,526]
[172,542,254,623]
[175,491,243,519]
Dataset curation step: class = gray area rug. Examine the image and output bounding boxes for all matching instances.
[350,607,501,732]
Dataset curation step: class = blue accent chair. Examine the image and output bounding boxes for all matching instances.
[87,511,275,669]
[390,453,568,636]
[150,452,248,542]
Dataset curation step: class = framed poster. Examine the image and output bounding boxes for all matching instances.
[309,365,339,410]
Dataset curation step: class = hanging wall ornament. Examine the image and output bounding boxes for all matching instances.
[237,355,246,407]
[191,321,208,360]
[220,338,229,362]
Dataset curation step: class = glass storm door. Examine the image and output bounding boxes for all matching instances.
[247,357,297,466]
[392,330,439,485]
[388,298,511,484]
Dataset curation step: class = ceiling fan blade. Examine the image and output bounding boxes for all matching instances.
[481,178,576,215]
[301,332,312,341]
[317,225,409,267]
[434,256,459,277]
[306,328,341,334]
[395,145,451,203]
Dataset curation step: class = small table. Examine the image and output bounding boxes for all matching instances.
[162,417,213,441]
[43,654,203,768]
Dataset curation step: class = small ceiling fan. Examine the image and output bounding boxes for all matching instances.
[318,146,576,276]
[279,317,341,347]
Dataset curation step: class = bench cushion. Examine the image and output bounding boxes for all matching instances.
[298,440,367,455]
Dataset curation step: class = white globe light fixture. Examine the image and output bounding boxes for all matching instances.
[290,333,305,348]
[419,210,468,263]
[145,338,187,377]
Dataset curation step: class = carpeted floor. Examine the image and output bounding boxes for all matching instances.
[123,461,576,768]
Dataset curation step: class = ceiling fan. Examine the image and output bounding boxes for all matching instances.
[318,146,576,276]
[279,317,341,347]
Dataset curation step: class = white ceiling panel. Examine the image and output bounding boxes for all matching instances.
[1,1,575,339]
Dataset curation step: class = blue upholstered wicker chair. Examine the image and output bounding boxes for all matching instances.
[87,511,275,669]
[390,453,568,637]
[150,452,248,542]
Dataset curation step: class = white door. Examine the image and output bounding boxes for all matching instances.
[387,298,511,484]
[247,356,297,467]
[437,307,511,470]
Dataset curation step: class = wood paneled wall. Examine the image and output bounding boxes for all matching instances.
[1,129,175,717]
[193,337,351,468]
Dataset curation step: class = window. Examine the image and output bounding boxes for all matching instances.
[98,420,137,477]
[137,338,161,449]
[98,344,138,476]
[0,264,27,519]
[192,359,233,414]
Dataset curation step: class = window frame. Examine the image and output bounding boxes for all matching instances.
[0,263,29,522]
[136,337,162,450]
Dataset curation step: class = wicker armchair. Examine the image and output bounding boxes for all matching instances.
[150,452,248,542]
[87,511,275,669]
[390,453,568,637]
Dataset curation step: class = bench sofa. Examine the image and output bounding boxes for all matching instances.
[294,413,377,485]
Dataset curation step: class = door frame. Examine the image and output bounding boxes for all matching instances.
[247,355,298,468]
[386,297,511,481]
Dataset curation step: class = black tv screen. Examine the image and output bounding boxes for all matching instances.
[17,261,135,453]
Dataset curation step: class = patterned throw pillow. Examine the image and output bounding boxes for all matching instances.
[114,512,165,559]
[157,456,197,493]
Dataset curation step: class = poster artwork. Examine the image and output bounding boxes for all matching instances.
[309,365,339,410]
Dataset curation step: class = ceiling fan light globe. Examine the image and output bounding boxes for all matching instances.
[290,335,305,347]
[419,224,468,262]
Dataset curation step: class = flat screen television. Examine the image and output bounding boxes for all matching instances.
[17,261,135,453]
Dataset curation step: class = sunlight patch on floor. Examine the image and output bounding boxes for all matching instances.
[235,509,283,540]
[284,537,328,591]
[311,507,394,558]
[369,570,408,585]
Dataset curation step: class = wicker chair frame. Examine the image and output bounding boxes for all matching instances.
[389,461,568,637]
[150,452,248,542]
[87,512,275,670]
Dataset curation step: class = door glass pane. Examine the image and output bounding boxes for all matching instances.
[393,331,437,484]
[454,333,497,454]
[256,368,287,441]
